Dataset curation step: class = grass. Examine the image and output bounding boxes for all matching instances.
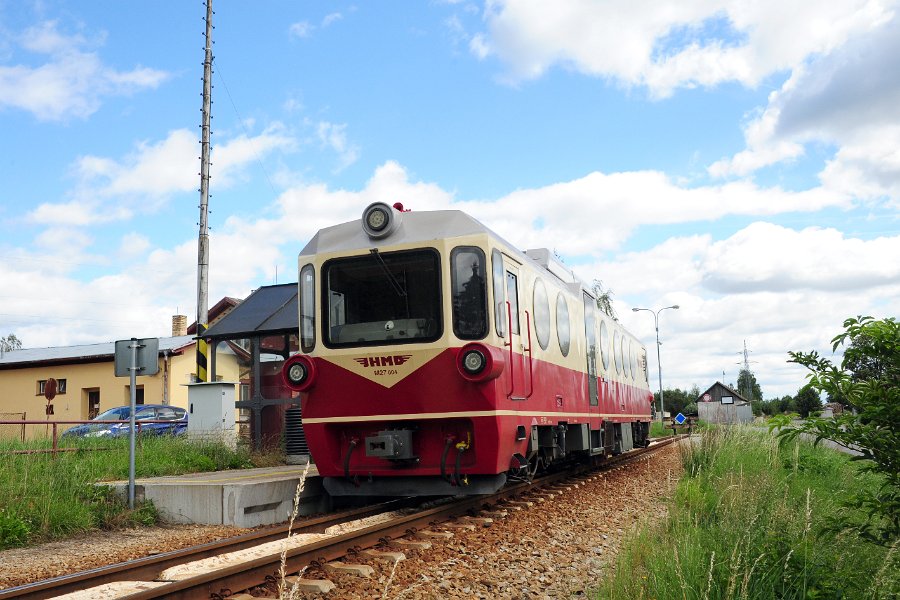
[596,426,899,599]
[0,434,279,549]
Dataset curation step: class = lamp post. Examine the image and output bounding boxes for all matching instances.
[632,305,679,420]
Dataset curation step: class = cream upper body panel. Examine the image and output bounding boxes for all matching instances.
[294,208,649,393]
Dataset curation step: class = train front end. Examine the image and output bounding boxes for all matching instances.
[283,203,508,496]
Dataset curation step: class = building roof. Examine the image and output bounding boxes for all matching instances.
[201,283,298,339]
[187,296,242,334]
[0,336,196,370]
[698,381,751,404]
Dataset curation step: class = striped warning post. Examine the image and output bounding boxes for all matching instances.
[196,323,208,382]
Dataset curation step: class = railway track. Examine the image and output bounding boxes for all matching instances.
[3,436,683,600]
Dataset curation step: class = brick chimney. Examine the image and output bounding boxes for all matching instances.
[172,315,188,337]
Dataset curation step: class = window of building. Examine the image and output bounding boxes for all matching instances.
[36,379,67,396]
[556,292,570,356]
[451,247,488,340]
[532,278,550,351]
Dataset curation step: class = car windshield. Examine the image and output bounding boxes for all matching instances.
[93,407,131,421]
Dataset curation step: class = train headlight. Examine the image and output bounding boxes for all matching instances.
[362,202,403,239]
[462,349,486,375]
[456,343,505,382]
[282,355,317,392]
[287,362,308,386]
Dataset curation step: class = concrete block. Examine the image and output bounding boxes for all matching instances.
[360,549,406,562]
[459,516,494,527]
[442,522,476,531]
[283,577,336,593]
[415,530,454,540]
[324,562,375,577]
[389,539,432,551]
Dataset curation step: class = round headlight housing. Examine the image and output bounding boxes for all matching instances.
[462,349,486,375]
[282,355,317,392]
[361,202,403,239]
[286,362,308,386]
[456,343,505,382]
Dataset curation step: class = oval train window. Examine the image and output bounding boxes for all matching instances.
[532,279,551,351]
[612,331,620,374]
[599,320,610,370]
[556,292,570,356]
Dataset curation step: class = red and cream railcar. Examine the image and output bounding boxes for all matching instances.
[282,202,653,496]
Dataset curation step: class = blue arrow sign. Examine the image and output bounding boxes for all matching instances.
[675,412,686,425]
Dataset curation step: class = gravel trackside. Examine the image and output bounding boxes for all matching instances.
[0,442,683,598]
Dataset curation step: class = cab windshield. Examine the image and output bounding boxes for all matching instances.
[324,249,441,347]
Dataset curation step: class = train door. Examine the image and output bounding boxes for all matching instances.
[506,264,530,400]
[492,249,528,400]
[582,293,599,408]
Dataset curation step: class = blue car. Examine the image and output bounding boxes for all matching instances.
[62,404,188,438]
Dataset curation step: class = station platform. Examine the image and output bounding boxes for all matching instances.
[108,462,328,528]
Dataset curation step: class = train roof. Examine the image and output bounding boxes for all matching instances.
[300,209,491,256]
[300,207,606,305]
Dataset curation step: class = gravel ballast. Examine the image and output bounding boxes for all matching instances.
[0,442,683,598]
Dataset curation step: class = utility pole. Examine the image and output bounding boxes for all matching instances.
[196,0,213,382]
[737,339,757,400]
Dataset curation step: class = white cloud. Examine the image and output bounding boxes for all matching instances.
[289,21,314,38]
[25,127,296,227]
[9,161,898,396]
[709,14,900,205]
[316,121,360,171]
[0,20,168,121]
[322,13,343,27]
[473,0,894,96]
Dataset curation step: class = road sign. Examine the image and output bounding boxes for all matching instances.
[114,338,160,377]
[675,412,686,425]
[43,378,58,401]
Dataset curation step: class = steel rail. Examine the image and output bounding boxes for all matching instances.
[5,436,682,600]
[0,499,415,600]
[123,437,682,600]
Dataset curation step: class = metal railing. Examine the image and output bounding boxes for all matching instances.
[0,419,183,457]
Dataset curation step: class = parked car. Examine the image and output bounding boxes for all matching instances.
[62,404,188,438]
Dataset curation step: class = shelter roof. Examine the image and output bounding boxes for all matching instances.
[200,283,298,340]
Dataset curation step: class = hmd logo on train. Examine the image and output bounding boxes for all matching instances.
[353,354,413,368]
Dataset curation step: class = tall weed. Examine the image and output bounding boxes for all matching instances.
[597,426,898,599]
[0,435,265,548]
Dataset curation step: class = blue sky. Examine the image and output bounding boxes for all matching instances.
[1,0,899,397]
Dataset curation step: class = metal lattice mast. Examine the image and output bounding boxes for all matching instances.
[196,0,213,381]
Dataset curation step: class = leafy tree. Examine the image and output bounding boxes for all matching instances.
[736,368,763,401]
[773,316,900,545]
[654,386,700,417]
[794,384,822,417]
[591,279,617,321]
[0,334,22,353]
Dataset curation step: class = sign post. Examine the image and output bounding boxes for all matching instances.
[114,338,159,508]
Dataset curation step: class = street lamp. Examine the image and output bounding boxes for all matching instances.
[632,305,679,420]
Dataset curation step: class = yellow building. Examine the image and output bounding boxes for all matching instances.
[0,336,241,440]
